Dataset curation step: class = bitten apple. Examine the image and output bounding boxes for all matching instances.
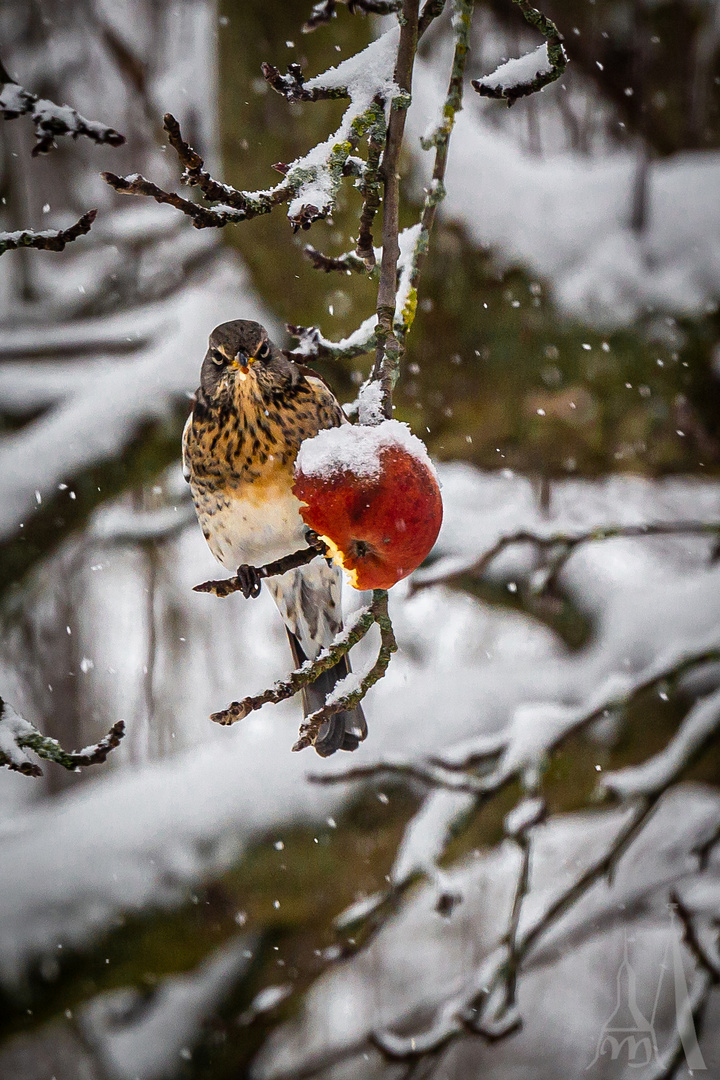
[293,420,443,590]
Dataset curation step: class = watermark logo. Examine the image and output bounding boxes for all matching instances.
[587,910,706,1073]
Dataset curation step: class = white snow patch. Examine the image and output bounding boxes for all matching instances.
[477,44,552,92]
[295,419,436,482]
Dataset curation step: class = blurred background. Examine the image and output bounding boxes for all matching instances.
[1,0,720,1077]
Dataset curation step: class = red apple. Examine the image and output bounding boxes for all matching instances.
[293,422,443,590]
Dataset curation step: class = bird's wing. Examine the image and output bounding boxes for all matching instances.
[264,559,343,660]
[181,410,193,482]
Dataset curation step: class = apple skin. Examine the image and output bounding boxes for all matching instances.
[293,446,443,590]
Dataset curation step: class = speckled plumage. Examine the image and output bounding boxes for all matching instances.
[183,319,366,756]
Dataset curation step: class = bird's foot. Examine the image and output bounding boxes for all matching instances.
[304,528,327,555]
[236,564,262,599]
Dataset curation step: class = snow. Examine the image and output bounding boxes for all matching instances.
[356,379,384,425]
[295,419,437,482]
[81,936,253,1079]
[304,29,399,98]
[289,223,422,360]
[602,686,720,799]
[284,28,402,224]
[255,786,720,1079]
[477,44,553,92]
[504,796,546,837]
[0,700,34,770]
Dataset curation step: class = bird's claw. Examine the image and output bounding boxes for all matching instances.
[236,564,262,599]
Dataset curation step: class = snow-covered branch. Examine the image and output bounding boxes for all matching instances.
[104,30,408,235]
[472,0,567,106]
[0,697,124,778]
[0,209,97,257]
[0,58,124,155]
[207,591,396,756]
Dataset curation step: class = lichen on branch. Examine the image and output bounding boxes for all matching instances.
[0,209,97,257]
[0,697,125,778]
[472,0,567,105]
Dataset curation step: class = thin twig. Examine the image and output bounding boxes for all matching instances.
[304,245,369,274]
[370,0,420,417]
[311,646,720,794]
[356,96,386,269]
[0,209,97,256]
[193,544,325,598]
[261,61,348,102]
[415,520,720,594]
[303,0,402,33]
[0,696,125,778]
[0,60,125,155]
[293,590,397,750]
[101,170,243,228]
[398,0,473,338]
[472,0,567,106]
[210,603,376,727]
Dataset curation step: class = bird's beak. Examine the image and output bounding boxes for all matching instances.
[231,351,253,374]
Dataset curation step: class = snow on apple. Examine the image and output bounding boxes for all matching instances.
[293,419,443,591]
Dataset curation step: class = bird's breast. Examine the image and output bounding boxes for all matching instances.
[193,475,307,571]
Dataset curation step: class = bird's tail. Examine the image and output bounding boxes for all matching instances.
[285,629,367,756]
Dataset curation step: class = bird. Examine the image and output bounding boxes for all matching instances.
[182,319,367,756]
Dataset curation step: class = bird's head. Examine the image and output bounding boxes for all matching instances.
[200,320,300,400]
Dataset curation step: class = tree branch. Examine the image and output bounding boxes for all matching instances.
[293,590,397,750]
[0,209,97,256]
[0,60,124,155]
[194,541,327,598]
[414,519,720,594]
[369,0,419,418]
[472,0,567,106]
[0,697,125,778]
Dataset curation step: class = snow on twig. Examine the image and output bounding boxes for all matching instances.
[0,60,124,155]
[0,210,97,257]
[104,30,407,234]
[0,697,124,778]
[288,223,423,365]
[602,686,720,799]
[472,0,567,106]
[312,639,720,798]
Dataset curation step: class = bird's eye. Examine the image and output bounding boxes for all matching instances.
[211,350,225,367]
[256,341,271,360]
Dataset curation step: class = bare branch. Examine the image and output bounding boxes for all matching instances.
[415,519,720,593]
[0,61,124,155]
[193,542,326,598]
[101,169,244,228]
[0,209,97,256]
